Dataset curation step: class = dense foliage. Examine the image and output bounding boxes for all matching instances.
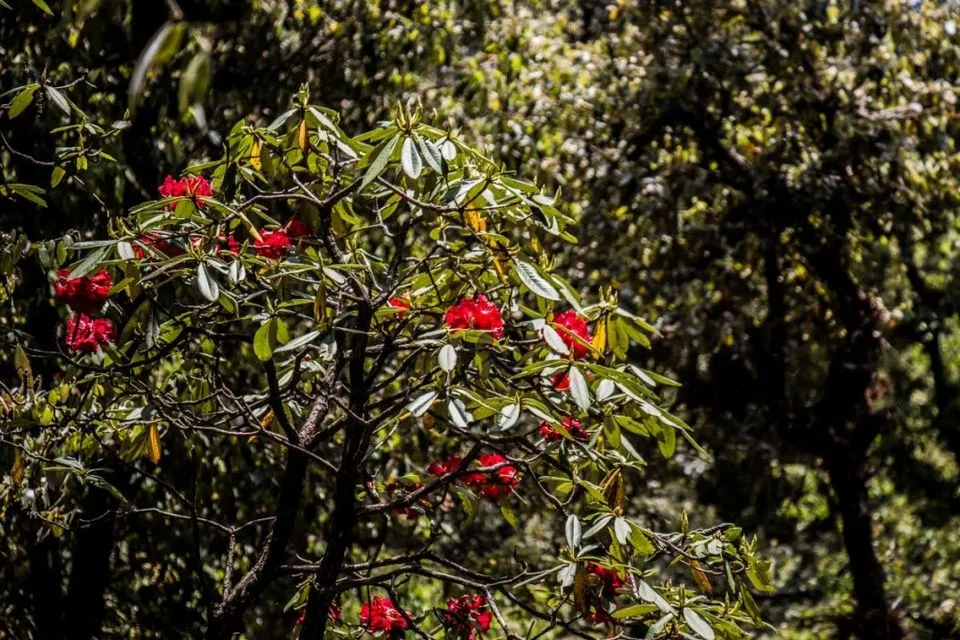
[2,1,959,638]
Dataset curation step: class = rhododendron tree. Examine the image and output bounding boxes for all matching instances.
[6,89,771,639]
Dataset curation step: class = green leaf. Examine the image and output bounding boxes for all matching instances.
[129,22,185,111]
[8,183,47,207]
[8,85,38,118]
[497,403,520,430]
[406,390,438,417]
[565,514,582,549]
[513,259,560,301]
[630,524,655,556]
[438,344,457,372]
[196,263,219,302]
[360,134,400,189]
[542,324,569,355]
[45,86,71,114]
[637,580,675,614]
[68,246,109,280]
[612,604,658,620]
[440,138,457,161]
[400,136,423,179]
[414,133,443,173]
[568,367,590,411]
[447,398,472,428]
[50,166,66,188]
[683,608,715,640]
[178,51,212,116]
[657,424,676,458]
[31,0,53,15]
[500,503,518,528]
[275,330,322,355]
[254,318,279,361]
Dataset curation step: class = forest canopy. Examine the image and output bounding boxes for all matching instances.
[1,1,959,639]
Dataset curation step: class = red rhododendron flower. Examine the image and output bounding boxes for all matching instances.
[552,310,591,358]
[54,268,111,314]
[133,233,186,259]
[183,175,213,197]
[429,455,518,501]
[253,229,292,260]
[444,294,503,339]
[443,594,492,639]
[387,296,411,319]
[285,218,311,237]
[538,417,589,443]
[64,314,115,353]
[428,456,463,477]
[551,370,570,391]
[465,454,518,501]
[359,596,408,633]
[158,175,186,199]
[218,234,242,254]
[585,605,616,625]
[585,562,627,595]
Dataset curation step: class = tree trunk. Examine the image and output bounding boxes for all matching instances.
[826,456,903,640]
[64,488,118,639]
[28,534,63,639]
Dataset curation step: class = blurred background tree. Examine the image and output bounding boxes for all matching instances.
[2,0,959,638]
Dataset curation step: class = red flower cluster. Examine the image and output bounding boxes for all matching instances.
[359,596,408,634]
[538,417,590,443]
[387,296,411,319]
[429,454,519,501]
[55,268,115,353]
[551,370,570,391]
[133,233,186,259]
[443,594,492,639]
[254,229,291,260]
[552,310,592,358]
[284,218,311,238]
[54,268,111,314]
[586,562,627,596]
[158,174,214,201]
[444,294,504,339]
[582,563,627,625]
[64,313,115,353]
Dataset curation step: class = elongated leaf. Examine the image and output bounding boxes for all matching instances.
[414,133,443,173]
[400,136,423,179]
[565,514,582,549]
[542,324,569,355]
[438,344,457,372]
[569,367,590,411]
[254,318,278,361]
[360,134,399,189]
[196,263,219,302]
[129,22,185,111]
[440,138,457,161]
[513,259,559,300]
[596,378,616,401]
[146,425,162,464]
[406,390,438,417]
[31,0,53,14]
[497,403,521,430]
[8,85,38,118]
[448,398,472,428]
[275,330,321,354]
[683,609,715,640]
[68,246,109,280]
[45,86,71,114]
[637,580,675,614]
[613,517,631,545]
